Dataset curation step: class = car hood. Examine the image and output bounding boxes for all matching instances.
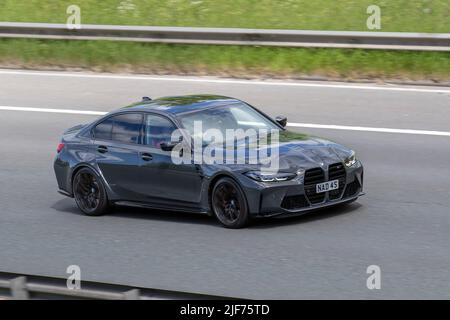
[274,137,352,171]
[206,131,354,172]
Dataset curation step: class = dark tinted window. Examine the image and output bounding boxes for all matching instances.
[94,113,143,144]
[93,118,113,140]
[145,114,177,149]
[111,113,143,144]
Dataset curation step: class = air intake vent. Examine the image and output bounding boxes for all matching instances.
[343,180,361,198]
[281,195,308,210]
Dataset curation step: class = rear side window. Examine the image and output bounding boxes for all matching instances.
[111,113,143,144]
[145,114,177,149]
[94,113,143,144]
[93,118,113,140]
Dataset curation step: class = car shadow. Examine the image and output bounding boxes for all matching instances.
[51,198,83,215]
[249,202,363,229]
[52,198,362,229]
[51,198,216,226]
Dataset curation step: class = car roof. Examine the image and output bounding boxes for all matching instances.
[122,94,242,115]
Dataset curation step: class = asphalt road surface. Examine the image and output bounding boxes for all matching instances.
[1,69,450,299]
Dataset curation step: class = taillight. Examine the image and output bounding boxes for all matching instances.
[57,143,65,153]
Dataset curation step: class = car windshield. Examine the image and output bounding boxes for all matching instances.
[178,103,280,142]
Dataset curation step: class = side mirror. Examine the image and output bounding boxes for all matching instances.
[275,116,287,128]
[160,141,177,151]
[160,135,183,151]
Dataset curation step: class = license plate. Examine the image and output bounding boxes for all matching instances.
[316,180,339,193]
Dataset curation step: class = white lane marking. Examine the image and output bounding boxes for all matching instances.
[0,69,449,94]
[1,105,450,137]
[0,106,105,115]
[287,122,450,137]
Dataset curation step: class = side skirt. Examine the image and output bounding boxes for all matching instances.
[57,189,74,198]
[113,200,210,215]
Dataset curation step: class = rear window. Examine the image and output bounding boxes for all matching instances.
[94,113,143,144]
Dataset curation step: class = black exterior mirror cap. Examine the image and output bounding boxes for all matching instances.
[275,116,287,127]
[160,142,177,151]
[161,136,184,151]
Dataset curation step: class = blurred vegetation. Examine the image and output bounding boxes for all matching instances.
[0,1,448,80]
[0,39,448,81]
[0,0,449,32]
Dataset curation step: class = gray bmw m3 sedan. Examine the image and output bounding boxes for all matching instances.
[54,95,364,228]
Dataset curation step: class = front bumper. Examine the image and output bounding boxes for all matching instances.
[267,192,365,218]
[242,161,364,217]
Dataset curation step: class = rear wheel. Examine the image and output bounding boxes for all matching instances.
[212,177,249,228]
[73,168,109,216]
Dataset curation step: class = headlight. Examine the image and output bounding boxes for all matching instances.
[344,150,357,168]
[244,171,297,182]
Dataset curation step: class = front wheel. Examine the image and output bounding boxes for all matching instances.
[212,177,249,229]
[73,167,110,216]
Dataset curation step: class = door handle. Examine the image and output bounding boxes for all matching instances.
[141,153,153,161]
[97,145,108,153]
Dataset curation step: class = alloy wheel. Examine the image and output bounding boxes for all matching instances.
[74,171,101,214]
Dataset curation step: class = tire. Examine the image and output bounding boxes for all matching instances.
[211,177,249,229]
[72,167,110,216]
